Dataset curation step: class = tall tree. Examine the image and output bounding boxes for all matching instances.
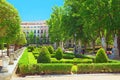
[0,0,21,56]
[14,31,27,51]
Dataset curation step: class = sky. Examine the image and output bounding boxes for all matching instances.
[7,0,64,21]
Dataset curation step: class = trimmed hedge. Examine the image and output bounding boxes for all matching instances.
[48,45,54,54]
[37,47,51,63]
[55,47,63,60]
[18,63,73,75]
[27,46,35,52]
[77,63,120,73]
[18,49,29,65]
[95,48,108,63]
[18,63,120,75]
[51,58,93,63]
[63,53,75,59]
[32,48,40,59]
[28,52,37,64]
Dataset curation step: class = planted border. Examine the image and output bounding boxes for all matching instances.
[18,63,72,75]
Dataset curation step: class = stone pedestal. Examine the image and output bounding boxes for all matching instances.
[9,54,14,65]
[13,52,17,60]
[1,56,9,73]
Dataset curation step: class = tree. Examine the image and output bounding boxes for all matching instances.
[28,31,34,44]
[48,0,120,56]
[47,6,66,48]
[14,31,27,51]
[0,0,21,56]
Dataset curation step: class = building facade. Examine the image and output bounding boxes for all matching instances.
[21,21,49,44]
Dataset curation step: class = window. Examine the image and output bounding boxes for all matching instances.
[34,30,36,33]
[41,30,43,33]
[38,30,39,33]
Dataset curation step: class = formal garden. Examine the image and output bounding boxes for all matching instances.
[0,0,120,79]
[17,45,120,76]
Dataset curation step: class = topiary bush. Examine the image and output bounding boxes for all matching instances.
[55,47,63,60]
[48,45,54,54]
[37,46,51,63]
[27,46,35,52]
[95,48,108,63]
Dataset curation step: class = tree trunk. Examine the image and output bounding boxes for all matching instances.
[117,32,120,57]
[84,42,87,53]
[14,44,18,51]
[92,40,95,54]
[7,44,10,56]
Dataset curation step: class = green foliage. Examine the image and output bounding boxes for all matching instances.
[0,0,21,44]
[95,48,108,63]
[28,31,34,44]
[18,49,37,65]
[51,58,93,64]
[55,47,63,60]
[63,52,75,59]
[68,48,74,51]
[71,65,77,74]
[28,52,37,64]
[32,48,41,59]
[37,47,51,63]
[77,63,120,73]
[18,49,29,65]
[27,46,35,52]
[0,43,4,50]
[15,31,27,45]
[18,63,72,75]
[48,45,54,54]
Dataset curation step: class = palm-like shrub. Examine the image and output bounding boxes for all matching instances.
[95,48,108,63]
[37,46,51,63]
[48,45,54,54]
[55,47,63,60]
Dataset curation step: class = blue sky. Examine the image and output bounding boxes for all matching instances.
[7,0,64,21]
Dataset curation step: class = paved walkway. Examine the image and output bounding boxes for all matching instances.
[11,73,120,80]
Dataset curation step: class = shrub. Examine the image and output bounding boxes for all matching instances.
[48,45,54,54]
[40,63,72,74]
[73,58,93,64]
[63,53,75,59]
[68,48,74,51]
[71,65,77,74]
[95,48,108,63]
[51,53,55,58]
[27,46,35,52]
[77,63,120,73]
[37,46,51,63]
[18,63,73,75]
[55,47,63,60]
[51,58,93,64]
[32,48,40,59]
[18,49,29,65]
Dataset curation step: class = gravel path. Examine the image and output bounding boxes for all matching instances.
[11,73,120,80]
